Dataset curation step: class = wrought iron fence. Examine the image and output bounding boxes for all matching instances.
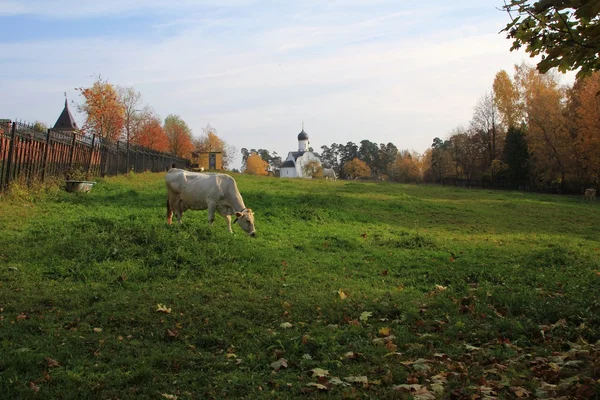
[0,120,188,191]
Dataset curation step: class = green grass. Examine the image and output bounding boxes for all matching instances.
[1,173,599,399]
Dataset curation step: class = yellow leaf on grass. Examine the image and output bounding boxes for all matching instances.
[379,327,391,336]
[156,304,172,313]
[306,382,328,391]
[344,376,369,386]
[311,368,329,377]
[359,311,373,322]
[338,290,347,300]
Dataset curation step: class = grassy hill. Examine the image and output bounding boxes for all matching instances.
[1,173,599,399]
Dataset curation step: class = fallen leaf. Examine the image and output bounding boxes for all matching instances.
[93,327,102,333]
[165,329,178,337]
[338,290,347,300]
[511,386,531,397]
[270,358,288,372]
[311,368,329,377]
[359,311,373,322]
[45,357,60,367]
[306,382,328,391]
[29,382,40,393]
[344,376,368,386]
[330,377,351,387]
[156,304,172,314]
[279,322,293,329]
[16,313,28,321]
[386,341,398,352]
[378,327,391,336]
[161,394,178,400]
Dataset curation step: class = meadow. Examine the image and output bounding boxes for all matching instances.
[0,172,599,399]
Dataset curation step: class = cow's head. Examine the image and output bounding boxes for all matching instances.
[234,208,256,236]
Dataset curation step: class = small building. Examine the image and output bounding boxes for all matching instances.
[280,126,321,178]
[191,151,223,171]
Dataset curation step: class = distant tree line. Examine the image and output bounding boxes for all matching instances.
[426,63,600,193]
[243,62,599,192]
[71,75,235,166]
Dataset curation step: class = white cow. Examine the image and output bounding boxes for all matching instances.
[165,169,256,236]
[323,168,337,181]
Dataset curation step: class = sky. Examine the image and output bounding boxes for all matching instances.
[0,0,571,170]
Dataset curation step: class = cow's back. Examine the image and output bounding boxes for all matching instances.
[166,170,237,207]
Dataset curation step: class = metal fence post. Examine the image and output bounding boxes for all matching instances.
[41,129,51,182]
[116,141,120,175]
[4,122,17,189]
[86,134,96,175]
[68,131,77,170]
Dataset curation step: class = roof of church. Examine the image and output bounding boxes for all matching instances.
[297,129,308,141]
[290,151,306,160]
[53,99,78,131]
[281,160,295,168]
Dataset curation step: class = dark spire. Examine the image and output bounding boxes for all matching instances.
[53,97,78,131]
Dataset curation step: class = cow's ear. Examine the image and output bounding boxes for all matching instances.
[235,212,243,218]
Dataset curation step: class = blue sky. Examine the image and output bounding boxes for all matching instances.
[0,0,569,169]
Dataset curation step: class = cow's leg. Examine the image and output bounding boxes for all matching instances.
[207,202,217,226]
[167,193,179,224]
[167,197,173,225]
[216,205,233,232]
[176,199,184,224]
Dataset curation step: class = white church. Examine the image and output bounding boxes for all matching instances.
[279,126,321,178]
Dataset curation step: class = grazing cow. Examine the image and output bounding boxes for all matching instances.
[584,188,596,202]
[323,168,337,181]
[165,169,256,236]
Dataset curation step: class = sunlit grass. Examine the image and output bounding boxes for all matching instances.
[0,172,599,398]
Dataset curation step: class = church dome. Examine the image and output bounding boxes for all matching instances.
[298,129,308,141]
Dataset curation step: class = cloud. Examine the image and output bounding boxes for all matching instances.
[0,1,566,170]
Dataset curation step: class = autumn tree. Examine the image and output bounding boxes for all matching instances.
[76,76,125,141]
[501,0,600,78]
[493,70,523,129]
[244,152,269,176]
[302,160,323,179]
[343,158,371,179]
[515,63,572,189]
[134,112,169,152]
[195,124,236,169]
[571,71,600,184]
[118,86,142,143]
[388,151,422,183]
[164,114,194,158]
[470,92,502,167]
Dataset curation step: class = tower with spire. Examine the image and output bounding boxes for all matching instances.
[53,96,78,133]
[280,124,321,178]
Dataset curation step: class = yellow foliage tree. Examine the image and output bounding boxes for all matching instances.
[194,124,235,169]
[302,160,323,178]
[245,152,268,176]
[343,158,371,179]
